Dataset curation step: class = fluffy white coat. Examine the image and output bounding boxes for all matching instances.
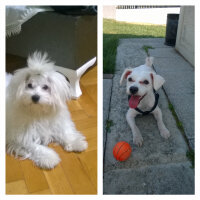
[6,52,88,169]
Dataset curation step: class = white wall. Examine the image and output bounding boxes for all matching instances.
[175,6,194,66]
[103,6,116,20]
[116,8,180,25]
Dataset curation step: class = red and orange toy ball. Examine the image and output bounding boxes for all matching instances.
[113,141,132,161]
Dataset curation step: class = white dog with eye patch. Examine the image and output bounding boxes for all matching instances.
[6,52,88,169]
[120,57,170,146]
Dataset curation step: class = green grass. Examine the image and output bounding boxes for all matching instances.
[142,45,155,56]
[168,102,195,168]
[105,119,114,132]
[186,150,194,168]
[168,103,184,133]
[103,19,166,73]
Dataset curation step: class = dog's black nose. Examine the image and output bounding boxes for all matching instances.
[130,86,138,94]
[32,95,40,103]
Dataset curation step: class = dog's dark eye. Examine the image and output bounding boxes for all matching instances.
[128,77,134,82]
[143,80,149,85]
[42,85,49,90]
[27,83,33,89]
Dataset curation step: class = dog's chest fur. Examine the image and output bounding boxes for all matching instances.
[136,92,155,111]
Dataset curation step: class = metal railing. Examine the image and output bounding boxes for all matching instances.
[117,5,180,9]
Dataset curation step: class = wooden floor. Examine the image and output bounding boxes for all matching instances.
[6,55,97,194]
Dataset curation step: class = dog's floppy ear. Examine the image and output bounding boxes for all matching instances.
[120,69,132,85]
[48,72,72,107]
[150,73,165,90]
[10,68,30,99]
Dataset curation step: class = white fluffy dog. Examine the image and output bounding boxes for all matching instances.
[6,52,88,169]
[120,57,170,146]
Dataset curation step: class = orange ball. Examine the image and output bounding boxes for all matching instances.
[113,141,132,161]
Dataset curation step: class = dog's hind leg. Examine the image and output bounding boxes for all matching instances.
[126,109,143,147]
[152,106,170,139]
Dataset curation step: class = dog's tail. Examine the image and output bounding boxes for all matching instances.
[145,57,154,67]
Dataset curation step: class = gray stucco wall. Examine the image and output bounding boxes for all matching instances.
[175,6,194,66]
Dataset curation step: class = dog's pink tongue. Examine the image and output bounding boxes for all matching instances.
[129,95,140,109]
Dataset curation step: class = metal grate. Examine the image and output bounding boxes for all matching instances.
[117,5,180,9]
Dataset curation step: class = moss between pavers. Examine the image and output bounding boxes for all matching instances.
[106,119,114,133]
[168,102,194,168]
[168,103,184,133]
[142,45,155,56]
[186,150,194,168]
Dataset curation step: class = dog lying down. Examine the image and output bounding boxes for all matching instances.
[120,57,170,146]
[6,52,88,169]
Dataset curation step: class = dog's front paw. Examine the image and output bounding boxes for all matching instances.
[34,149,61,169]
[160,128,170,139]
[133,135,143,147]
[65,140,88,152]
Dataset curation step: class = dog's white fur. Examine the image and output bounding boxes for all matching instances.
[6,52,88,169]
[120,57,170,146]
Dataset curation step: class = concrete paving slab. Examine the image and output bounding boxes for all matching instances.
[150,45,194,149]
[104,162,194,194]
[166,95,194,140]
[104,74,188,172]
[159,71,194,94]
[103,74,114,79]
[188,139,194,150]
[152,56,194,72]
[149,47,184,58]
[120,38,171,48]
[103,38,194,194]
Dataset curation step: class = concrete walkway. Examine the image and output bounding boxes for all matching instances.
[103,38,194,194]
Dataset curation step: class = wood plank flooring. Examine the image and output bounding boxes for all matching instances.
[6,56,97,194]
